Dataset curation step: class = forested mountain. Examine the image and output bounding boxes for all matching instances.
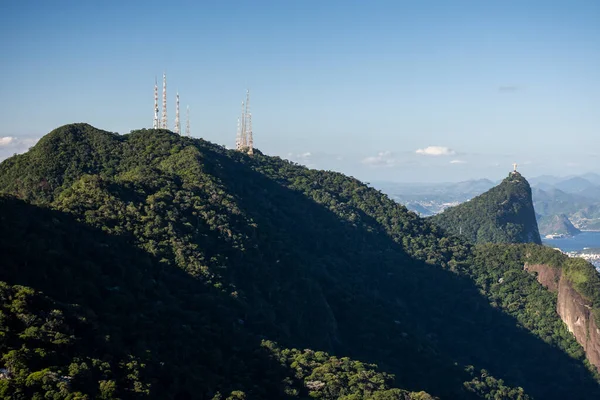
[430,173,542,245]
[0,123,599,399]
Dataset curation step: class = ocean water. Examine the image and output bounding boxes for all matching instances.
[542,231,600,253]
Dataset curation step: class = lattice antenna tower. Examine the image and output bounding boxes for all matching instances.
[247,112,253,155]
[161,73,167,129]
[153,77,159,129]
[174,92,180,134]
[239,100,247,147]
[236,116,241,150]
[186,105,190,137]
[245,89,253,155]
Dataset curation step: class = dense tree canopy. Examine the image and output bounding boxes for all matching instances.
[0,123,598,399]
[430,173,542,245]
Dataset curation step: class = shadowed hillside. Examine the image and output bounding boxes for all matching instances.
[0,123,599,399]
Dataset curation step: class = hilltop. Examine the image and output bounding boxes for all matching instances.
[430,172,542,245]
[0,124,599,399]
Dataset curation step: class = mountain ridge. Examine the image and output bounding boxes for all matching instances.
[0,123,599,398]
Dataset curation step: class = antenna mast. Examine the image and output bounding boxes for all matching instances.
[186,105,190,137]
[247,112,253,155]
[239,101,247,148]
[234,89,255,154]
[245,89,253,155]
[161,73,167,129]
[153,77,159,129]
[236,116,241,150]
[174,92,180,134]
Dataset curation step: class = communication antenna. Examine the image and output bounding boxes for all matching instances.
[186,105,190,137]
[244,89,251,152]
[153,77,159,129]
[236,116,241,150]
[247,112,253,155]
[161,73,167,129]
[174,92,180,134]
[239,101,247,147]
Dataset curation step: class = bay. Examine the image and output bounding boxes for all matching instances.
[542,231,600,252]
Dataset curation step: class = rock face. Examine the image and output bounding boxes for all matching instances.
[525,262,600,371]
[524,263,561,292]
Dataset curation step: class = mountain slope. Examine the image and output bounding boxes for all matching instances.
[538,214,581,237]
[430,172,542,245]
[0,124,598,399]
[0,195,434,400]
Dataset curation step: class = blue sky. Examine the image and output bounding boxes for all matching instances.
[0,0,598,182]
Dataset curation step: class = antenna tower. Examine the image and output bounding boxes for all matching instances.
[239,101,247,147]
[186,105,190,137]
[153,77,159,129]
[236,117,241,150]
[174,92,180,134]
[234,89,255,154]
[245,89,253,155]
[161,73,167,129]
[247,112,253,155]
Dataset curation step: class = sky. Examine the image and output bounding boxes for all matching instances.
[0,0,598,182]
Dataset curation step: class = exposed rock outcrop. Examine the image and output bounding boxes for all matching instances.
[524,263,561,292]
[525,262,600,371]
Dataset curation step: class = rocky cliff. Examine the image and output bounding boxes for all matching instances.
[525,262,600,371]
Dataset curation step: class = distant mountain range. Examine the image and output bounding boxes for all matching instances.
[374,173,600,233]
[372,179,497,215]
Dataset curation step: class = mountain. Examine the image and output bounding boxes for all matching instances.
[451,179,496,195]
[580,185,600,201]
[532,187,591,215]
[532,187,600,230]
[429,172,542,245]
[538,214,581,237]
[529,175,564,187]
[0,123,599,399]
[405,202,434,217]
[378,175,600,231]
[581,173,600,186]
[553,177,596,194]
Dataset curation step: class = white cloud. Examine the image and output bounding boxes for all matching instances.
[0,137,15,147]
[286,151,320,169]
[0,136,39,162]
[415,146,456,156]
[361,151,398,167]
[450,159,466,164]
